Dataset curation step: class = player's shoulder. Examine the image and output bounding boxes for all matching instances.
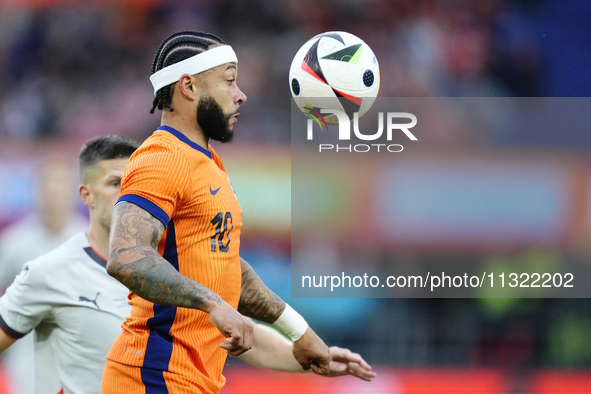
[134,129,186,155]
[23,233,89,276]
[129,128,198,166]
[208,145,226,172]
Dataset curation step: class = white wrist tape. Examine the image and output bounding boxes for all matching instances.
[149,45,238,95]
[274,304,308,341]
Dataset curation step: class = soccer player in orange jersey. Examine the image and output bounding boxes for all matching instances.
[103,32,339,394]
[0,135,373,394]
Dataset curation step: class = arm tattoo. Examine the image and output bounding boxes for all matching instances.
[107,202,222,311]
[238,258,285,323]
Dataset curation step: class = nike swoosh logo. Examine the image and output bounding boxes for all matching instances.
[210,186,221,195]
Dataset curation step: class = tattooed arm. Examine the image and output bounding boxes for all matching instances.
[238,258,285,323]
[107,202,222,310]
[106,201,253,355]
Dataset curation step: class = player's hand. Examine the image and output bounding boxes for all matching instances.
[317,346,376,381]
[292,327,331,374]
[209,303,254,357]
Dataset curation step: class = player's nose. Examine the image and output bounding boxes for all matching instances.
[235,86,247,105]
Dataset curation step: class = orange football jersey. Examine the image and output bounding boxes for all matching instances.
[106,125,243,394]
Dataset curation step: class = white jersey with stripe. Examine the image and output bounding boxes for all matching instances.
[0,233,131,394]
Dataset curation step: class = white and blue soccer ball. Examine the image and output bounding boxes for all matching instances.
[289,31,380,124]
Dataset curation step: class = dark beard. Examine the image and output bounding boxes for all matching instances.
[197,94,235,143]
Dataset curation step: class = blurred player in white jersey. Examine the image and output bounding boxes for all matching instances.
[0,153,88,289]
[0,153,88,394]
[0,135,374,394]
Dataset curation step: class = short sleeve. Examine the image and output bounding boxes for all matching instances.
[0,262,53,338]
[118,143,191,227]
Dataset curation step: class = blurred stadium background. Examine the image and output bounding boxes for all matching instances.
[1,0,591,392]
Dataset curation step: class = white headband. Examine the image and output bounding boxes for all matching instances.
[149,45,238,95]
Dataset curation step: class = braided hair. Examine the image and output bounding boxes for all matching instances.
[150,31,226,114]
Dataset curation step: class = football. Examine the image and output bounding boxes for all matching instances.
[289,31,380,125]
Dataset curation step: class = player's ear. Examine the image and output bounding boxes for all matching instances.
[178,74,197,101]
[79,184,94,209]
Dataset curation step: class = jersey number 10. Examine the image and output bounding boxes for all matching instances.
[210,212,233,253]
